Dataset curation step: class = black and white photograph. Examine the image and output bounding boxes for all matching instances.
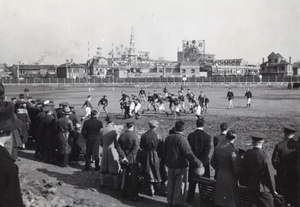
[0,0,299,206]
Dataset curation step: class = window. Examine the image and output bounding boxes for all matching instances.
[182,69,186,73]
[268,59,271,63]
[191,69,195,73]
[275,59,278,63]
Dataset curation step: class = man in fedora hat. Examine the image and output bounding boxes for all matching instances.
[241,132,277,207]
[272,125,299,207]
[0,83,24,206]
[57,107,74,167]
[82,110,103,171]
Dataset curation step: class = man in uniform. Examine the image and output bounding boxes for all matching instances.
[187,117,211,203]
[245,88,253,107]
[97,95,108,117]
[272,125,299,207]
[116,120,141,201]
[82,110,103,171]
[226,88,234,109]
[241,132,277,207]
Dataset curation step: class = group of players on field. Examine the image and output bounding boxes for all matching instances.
[119,87,209,119]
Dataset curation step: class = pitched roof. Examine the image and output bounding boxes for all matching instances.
[17,65,56,70]
[57,62,85,68]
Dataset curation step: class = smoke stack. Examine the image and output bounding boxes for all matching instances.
[262,58,264,63]
[289,57,291,64]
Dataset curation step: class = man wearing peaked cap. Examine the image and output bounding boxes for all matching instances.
[140,120,161,196]
[57,102,69,119]
[241,132,277,207]
[0,84,24,206]
[272,125,298,207]
[116,117,140,201]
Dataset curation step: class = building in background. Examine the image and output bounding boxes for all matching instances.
[212,59,259,76]
[260,52,293,76]
[10,63,56,78]
[57,59,87,79]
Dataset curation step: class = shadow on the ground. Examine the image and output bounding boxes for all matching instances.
[36,168,167,207]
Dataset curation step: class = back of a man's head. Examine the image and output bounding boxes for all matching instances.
[220,122,228,132]
[175,120,185,132]
[196,118,205,128]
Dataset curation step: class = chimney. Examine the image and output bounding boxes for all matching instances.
[289,57,291,64]
[66,59,69,63]
[262,58,264,63]
[70,59,73,65]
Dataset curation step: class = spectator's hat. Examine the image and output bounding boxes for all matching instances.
[91,110,98,117]
[0,101,23,131]
[30,99,37,104]
[62,107,72,115]
[126,118,135,128]
[11,97,16,101]
[283,125,296,133]
[44,100,50,105]
[19,94,25,99]
[43,106,52,112]
[24,88,29,92]
[103,95,107,97]
[69,105,75,109]
[149,120,159,128]
[37,100,44,105]
[250,132,267,140]
[45,102,55,107]
[105,115,114,123]
[60,102,69,106]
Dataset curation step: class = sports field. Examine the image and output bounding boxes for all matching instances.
[4,83,300,207]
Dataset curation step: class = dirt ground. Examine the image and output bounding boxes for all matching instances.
[4,83,300,207]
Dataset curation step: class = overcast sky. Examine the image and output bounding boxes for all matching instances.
[0,0,299,65]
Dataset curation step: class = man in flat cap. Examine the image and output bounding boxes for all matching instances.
[140,120,162,196]
[241,132,277,207]
[272,125,299,207]
[164,120,204,207]
[0,83,24,207]
[82,110,103,171]
[116,119,141,201]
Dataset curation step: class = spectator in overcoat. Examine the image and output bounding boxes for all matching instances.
[116,120,141,201]
[16,103,30,149]
[211,130,241,207]
[41,106,57,163]
[0,83,24,207]
[140,120,162,196]
[272,125,299,207]
[82,110,103,171]
[164,120,204,207]
[99,115,120,190]
[187,117,211,202]
[57,107,74,167]
[241,132,277,207]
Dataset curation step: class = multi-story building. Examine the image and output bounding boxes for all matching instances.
[260,52,293,76]
[212,59,259,76]
[10,64,56,78]
[57,59,87,78]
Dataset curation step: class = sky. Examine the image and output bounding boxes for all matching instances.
[0,0,299,65]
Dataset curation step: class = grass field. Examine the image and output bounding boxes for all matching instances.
[4,83,300,207]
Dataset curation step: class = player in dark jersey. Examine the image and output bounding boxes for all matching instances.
[138,88,146,104]
[97,95,108,116]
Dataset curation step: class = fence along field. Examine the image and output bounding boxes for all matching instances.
[1,75,299,85]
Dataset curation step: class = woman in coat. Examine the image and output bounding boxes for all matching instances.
[99,116,120,189]
[211,130,241,207]
[140,120,162,196]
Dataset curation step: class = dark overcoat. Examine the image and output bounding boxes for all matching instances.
[211,142,240,207]
[116,130,139,164]
[187,129,211,179]
[140,129,162,183]
[81,117,103,157]
[272,137,299,204]
[42,114,57,152]
[0,146,23,207]
[57,116,73,154]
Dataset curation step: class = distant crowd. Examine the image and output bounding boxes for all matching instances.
[0,83,299,207]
